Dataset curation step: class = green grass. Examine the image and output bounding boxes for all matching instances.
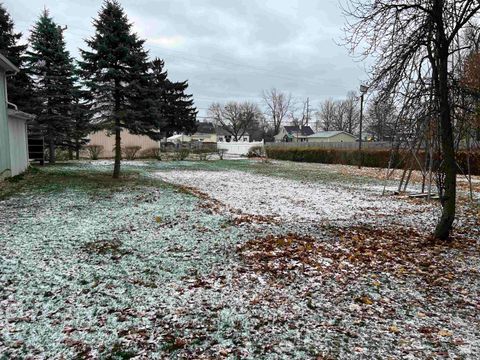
[0,164,163,200]
[0,159,382,201]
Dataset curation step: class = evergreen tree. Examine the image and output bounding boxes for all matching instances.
[26,10,76,163]
[69,83,92,160]
[0,3,34,112]
[140,58,197,138]
[80,0,152,178]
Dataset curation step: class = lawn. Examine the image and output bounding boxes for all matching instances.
[1,160,479,359]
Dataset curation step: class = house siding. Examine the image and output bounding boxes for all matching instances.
[86,130,160,158]
[191,133,217,143]
[309,133,356,143]
[8,115,29,176]
[0,70,11,179]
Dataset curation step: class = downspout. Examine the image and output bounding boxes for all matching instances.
[5,72,18,110]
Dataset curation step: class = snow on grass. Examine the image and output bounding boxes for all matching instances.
[155,169,439,231]
[1,162,479,358]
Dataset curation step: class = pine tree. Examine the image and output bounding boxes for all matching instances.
[26,10,76,163]
[147,58,197,137]
[0,3,34,112]
[80,0,152,178]
[70,84,92,160]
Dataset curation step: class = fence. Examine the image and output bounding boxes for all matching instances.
[266,141,392,150]
[217,141,264,155]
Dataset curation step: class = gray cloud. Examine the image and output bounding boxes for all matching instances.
[4,0,367,117]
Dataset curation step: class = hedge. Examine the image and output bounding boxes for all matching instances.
[265,146,480,175]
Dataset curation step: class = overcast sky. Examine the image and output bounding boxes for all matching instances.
[4,0,368,119]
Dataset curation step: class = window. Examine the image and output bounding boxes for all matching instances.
[243,137,248,142]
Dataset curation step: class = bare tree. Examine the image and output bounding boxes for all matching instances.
[262,88,292,135]
[208,101,263,141]
[343,0,480,240]
[366,95,397,141]
[316,98,336,131]
[343,91,360,134]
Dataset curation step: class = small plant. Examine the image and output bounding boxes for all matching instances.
[174,147,190,161]
[247,146,265,158]
[217,148,228,160]
[85,145,104,160]
[193,148,213,161]
[122,146,142,160]
[141,147,162,160]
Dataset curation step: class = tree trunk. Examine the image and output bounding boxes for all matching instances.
[48,139,56,164]
[75,140,80,160]
[113,118,121,178]
[113,80,121,179]
[433,5,456,240]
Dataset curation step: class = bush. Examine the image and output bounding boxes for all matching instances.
[122,146,142,160]
[265,146,480,175]
[247,146,265,158]
[85,145,104,160]
[217,148,228,160]
[141,147,162,160]
[193,148,214,161]
[174,147,190,161]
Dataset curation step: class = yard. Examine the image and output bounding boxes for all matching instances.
[1,160,479,359]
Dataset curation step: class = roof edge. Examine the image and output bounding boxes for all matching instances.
[0,53,19,73]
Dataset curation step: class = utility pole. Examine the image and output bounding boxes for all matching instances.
[306,97,310,126]
[358,85,368,169]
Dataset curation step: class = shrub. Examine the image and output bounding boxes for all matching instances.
[141,147,162,160]
[174,147,190,161]
[193,148,213,161]
[85,145,104,160]
[265,146,480,175]
[217,148,228,160]
[247,146,265,158]
[122,146,142,160]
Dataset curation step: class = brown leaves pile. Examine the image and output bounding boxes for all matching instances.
[176,184,224,214]
[238,226,479,284]
[231,214,278,225]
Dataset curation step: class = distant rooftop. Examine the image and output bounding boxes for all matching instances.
[283,125,314,137]
[309,131,355,138]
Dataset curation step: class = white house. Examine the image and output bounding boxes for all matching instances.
[0,53,32,179]
[308,131,357,143]
[216,127,250,143]
[274,125,315,142]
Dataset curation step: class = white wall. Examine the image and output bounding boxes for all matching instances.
[217,141,264,155]
[8,116,28,176]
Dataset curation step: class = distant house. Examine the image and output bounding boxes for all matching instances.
[167,134,191,144]
[191,122,217,143]
[191,122,251,143]
[274,125,315,142]
[216,127,250,143]
[308,131,357,143]
[0,54,32,179]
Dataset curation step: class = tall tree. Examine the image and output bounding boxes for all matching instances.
[262,88,292,135]
[209,101,263,141]
[366,96,397,141]
[26,9,76,163]
[0,3,34,112]
[343,91,360,134]
[316,98,336,131]
[80,0,152,178]
[344,0,480,239]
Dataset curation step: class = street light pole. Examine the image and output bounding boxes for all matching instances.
[358,84,368,169]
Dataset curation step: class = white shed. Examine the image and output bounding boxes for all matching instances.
[8,109,32,176]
